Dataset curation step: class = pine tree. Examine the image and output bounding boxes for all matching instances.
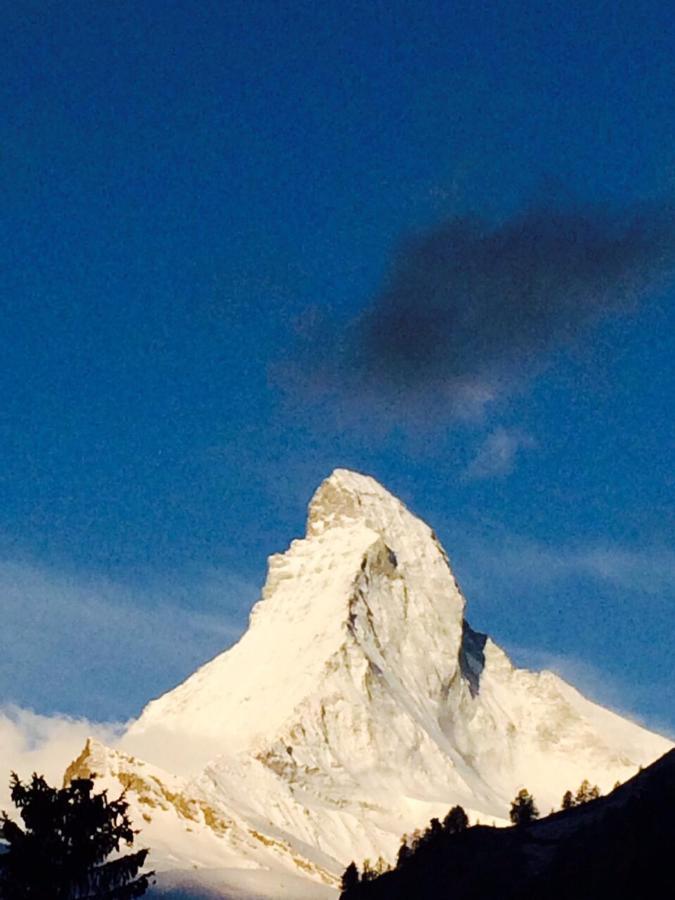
[443,805,469,833]
[574,778,592,805]
[340,861,360,892]
[396,837,413,868]
[425,817,443,843]
[561,789,575,810]
[573,778,601,805]
[373,856,389,875]
[361,858,376,882]
[0,772,153,899]
[409,828,423,852]
[509,788,539,826]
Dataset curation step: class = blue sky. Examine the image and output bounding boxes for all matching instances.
[0,1,673,736]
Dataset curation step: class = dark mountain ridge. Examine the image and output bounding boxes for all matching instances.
[342,748,675,899]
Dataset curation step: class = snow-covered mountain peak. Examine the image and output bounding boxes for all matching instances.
[306,467,466,625]
[128,469,468,763]
[307,468,408,535]
[307,469,454,573]
[75,470,673,897]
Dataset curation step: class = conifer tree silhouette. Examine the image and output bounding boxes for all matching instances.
[361,858,376,881]
[574,778,601,805]
[396,836,413,868]
[442,805,469,833]
[340,861,360,892]
[509,788,539,826]
[561,789,575,810]
[0,772,153,899]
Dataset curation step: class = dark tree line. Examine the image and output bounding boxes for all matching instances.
[341,778,607,895]
[341,805,469,893]
[337,752,674,900]
[561,779,602,810]
[511,778,603,826]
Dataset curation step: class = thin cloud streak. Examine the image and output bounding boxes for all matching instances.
[463,427,536,480]
[451,532,675,597]
[506,542,675,596]
[0,560,252,721]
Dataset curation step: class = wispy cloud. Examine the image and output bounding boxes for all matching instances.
[0,706,123,811]
[519,542,675,596]
[570,546,675,593]
[453,532,675,598]
[463,427,536,480]
[0,560,253,721]
[0,562,259,795]
[0,702,226,797]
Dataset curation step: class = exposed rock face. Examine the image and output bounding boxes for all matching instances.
[64,739,338,890]
[65,469,672,896]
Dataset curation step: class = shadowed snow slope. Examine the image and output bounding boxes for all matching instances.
[66,470,671,899]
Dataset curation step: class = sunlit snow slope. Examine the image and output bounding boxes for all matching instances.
[67,469,672,898]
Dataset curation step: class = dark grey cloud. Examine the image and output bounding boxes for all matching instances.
[295,200,675,424]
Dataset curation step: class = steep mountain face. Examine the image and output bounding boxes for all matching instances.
[66,470,672,898]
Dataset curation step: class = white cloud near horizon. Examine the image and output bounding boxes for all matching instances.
[463,427,536,480]
[0,706,124,812]
[0,703,224,811]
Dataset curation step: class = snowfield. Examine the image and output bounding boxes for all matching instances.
[64,470,672,899]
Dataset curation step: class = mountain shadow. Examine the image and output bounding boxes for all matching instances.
[458,620,487,697]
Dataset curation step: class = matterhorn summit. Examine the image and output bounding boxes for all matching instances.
[67,470,672,898]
